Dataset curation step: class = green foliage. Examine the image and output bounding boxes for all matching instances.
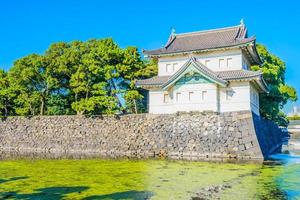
[0,69,16,117]
[46,95,71,115]
[124,90,143,114]
[251,44,297,127]
[8,54,59,116]
[1,38,158,116]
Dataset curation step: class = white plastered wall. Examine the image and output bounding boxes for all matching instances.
[158,49,244,76]
[148,83,218,114]
[218,81,253,113]
[148,81,260,115]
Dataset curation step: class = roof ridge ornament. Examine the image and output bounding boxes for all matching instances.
[164,27,176,48]
[240,18,244,26]
[235,18,247,40]
[171,27,176,36]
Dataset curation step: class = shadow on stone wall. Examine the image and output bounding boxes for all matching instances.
[252,113,285,158]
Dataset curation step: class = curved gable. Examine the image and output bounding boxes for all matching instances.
[161,58,227,90]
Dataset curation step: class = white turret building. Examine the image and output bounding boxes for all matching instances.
[136,22,268,115]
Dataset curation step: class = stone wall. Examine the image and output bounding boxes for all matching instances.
[0,111,285,160]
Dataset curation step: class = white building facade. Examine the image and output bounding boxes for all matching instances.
[137,22,268,115]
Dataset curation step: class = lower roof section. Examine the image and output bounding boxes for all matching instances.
[136,69,268,93]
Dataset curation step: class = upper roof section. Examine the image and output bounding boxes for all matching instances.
[143,21,262,65]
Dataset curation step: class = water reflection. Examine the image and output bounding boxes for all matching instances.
[265,136,300,200]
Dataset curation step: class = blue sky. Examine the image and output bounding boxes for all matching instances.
[0,0,299,113]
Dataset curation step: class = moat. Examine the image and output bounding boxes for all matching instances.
[0,138,299,200]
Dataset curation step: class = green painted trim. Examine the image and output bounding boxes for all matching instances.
[162,59,227,90]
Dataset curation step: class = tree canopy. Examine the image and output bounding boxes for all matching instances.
[0,40,296,127]
[0,38,157,117]
[251,44,297,126]
[0,69,15,117]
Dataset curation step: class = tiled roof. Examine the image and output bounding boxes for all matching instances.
[143,23,262,65]
[136,70,262,87]
[216,70,263,80]
[144,24,252,56]
[136,76,170,86]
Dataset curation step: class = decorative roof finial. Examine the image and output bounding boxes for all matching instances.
[171,27,176,36]
[164,27,176,48]
[240,18,244,26]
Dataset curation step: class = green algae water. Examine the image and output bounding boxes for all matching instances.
[1,137,300,200]
[0,156,299,200]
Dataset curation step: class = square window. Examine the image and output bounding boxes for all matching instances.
[176,92,181,102]
[166,64,171,72]
[202,91,207,100]
[219,59,225,68]
[163,94,169,103]
[173,63,178,71]
[189,91,194,101]
[227,58,233,68]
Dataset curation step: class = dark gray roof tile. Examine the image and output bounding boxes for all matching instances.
[137,70,263,86]
[144,25,252,56]
[216,70,262,80]
[136,76,170,86]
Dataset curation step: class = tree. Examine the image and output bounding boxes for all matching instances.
[44,41,86,115]
[134,58,158,113]
[251,44,297,126]
[46,95,70,115]
[68,39,123,115]
[4,38,158,116]
[120,49,158,113]
[8,54,60,116]
[44,38,126,115]
[0,69,16,117]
